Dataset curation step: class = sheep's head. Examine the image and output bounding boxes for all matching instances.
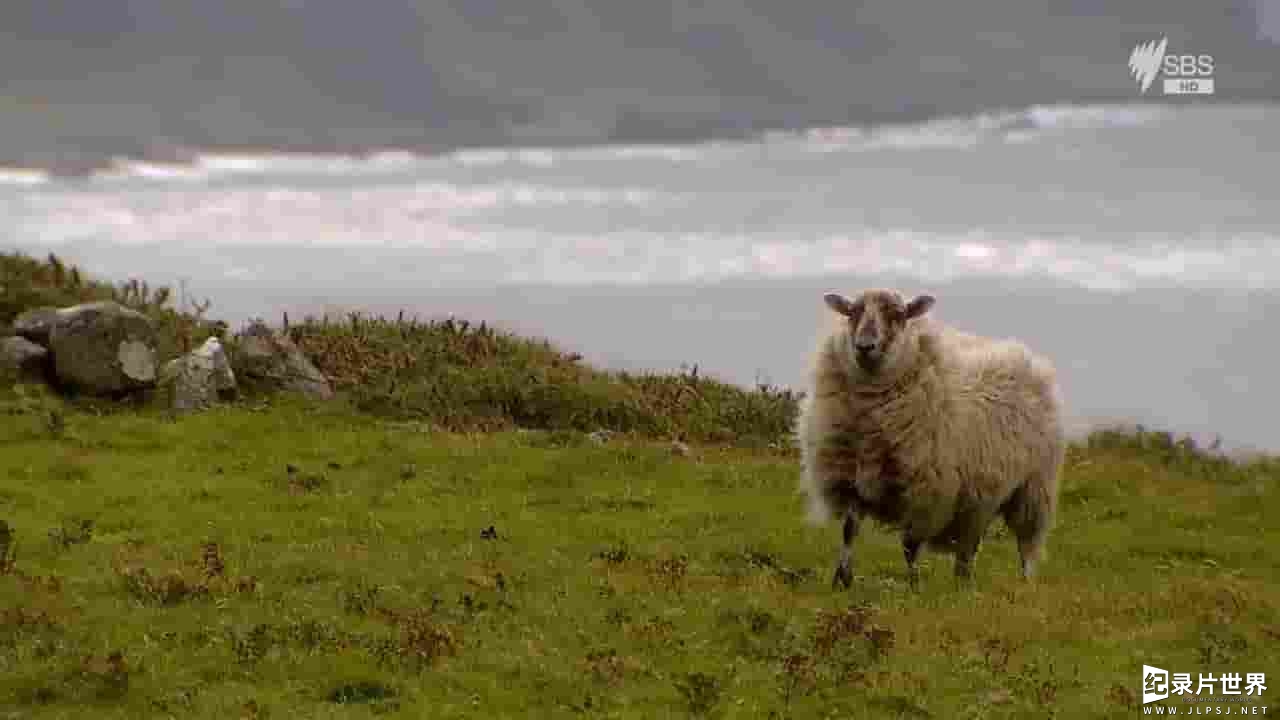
[824,289,935,375]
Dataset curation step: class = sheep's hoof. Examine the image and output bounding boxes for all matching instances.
[831,565,853,590]
[906,569,921,592]
[953,564,977,590]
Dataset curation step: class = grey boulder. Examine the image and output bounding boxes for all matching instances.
[1,336,50,380]
[47,301,159,395]
[12,306,61,346]
[233,321,333,400]
[159,337,238,414]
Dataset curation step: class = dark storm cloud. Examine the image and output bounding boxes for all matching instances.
[1,0,1276,169]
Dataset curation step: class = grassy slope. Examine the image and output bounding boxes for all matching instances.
[1,395,1277,719]
[2,251,797,445]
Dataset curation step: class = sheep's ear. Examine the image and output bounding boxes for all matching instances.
[905,294,935,319]
[824,293,856,316]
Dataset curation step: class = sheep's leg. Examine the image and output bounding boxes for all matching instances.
[1017,538,1041,579]
[1001,481,1052,580]
[831,509,859,589]
[952,519,989,584]
[1007,509,1045,580]
[902,536,922,590]
[1011,522,1048,580]
[954,541,980,582]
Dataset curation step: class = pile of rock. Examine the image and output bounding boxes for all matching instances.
[5,301,159,393]
[2,302,333,415]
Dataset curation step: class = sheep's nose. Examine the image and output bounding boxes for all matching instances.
[854,338,878,354]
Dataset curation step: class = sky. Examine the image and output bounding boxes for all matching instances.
[1,0,1278,169]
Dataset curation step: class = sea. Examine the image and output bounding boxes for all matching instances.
[3,103,1277,454]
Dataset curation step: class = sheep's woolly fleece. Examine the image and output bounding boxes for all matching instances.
[796,293,1064,560]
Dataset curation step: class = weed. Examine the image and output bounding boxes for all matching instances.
[201,541,226,580]
[327,680,396,705]
[112,542,258,608]
[79,650,130,700]
[45,409,66,438]
[649,553,689,591]
[1198,623,1249,665]
[866,625,896,659]
[1106,684,1138,709]
[583,647,634,685]
[624,616,677,643]
[1008,658,1080,713]
[121,566,209,606]
[283,464,330,494]
[716,547,815,588]
[341,580,383,616]
[49,517,93,549]
[595,543,631,564]
[674,671,723,717]
[0,520,14,574]
[777,652,818,707]
[393,609,458,669]
[717,606,786,660]
[231,623,276,665]
[811,605,874,657]
[866,695,931,718]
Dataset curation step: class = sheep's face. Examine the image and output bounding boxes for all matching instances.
[824,289,935,375]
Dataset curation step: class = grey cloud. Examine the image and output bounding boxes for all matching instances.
[0,0,1276,169]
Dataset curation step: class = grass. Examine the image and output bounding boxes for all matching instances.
[284,313,798,445]
[0,392,1277,719]
[2,251,1278,717]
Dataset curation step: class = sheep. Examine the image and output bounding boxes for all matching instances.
[795,288,1064,588]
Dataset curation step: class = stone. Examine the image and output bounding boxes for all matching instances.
[1,336,49,380]
[159,337,238,414]
[232,321,333,400]
[12,306,60,346]
[47,301,159,395]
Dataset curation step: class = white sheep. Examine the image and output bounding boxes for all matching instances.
[796,288,1064,588]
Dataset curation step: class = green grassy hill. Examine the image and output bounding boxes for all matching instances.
[1,252,1277,718]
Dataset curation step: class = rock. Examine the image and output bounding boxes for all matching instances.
[12,306,60,346]
[587,429,613,446]
[232,321,333,400]
[47,301,159,395]
[1,336,49,380]
[670,440,691,458]
[159,337,238,414]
